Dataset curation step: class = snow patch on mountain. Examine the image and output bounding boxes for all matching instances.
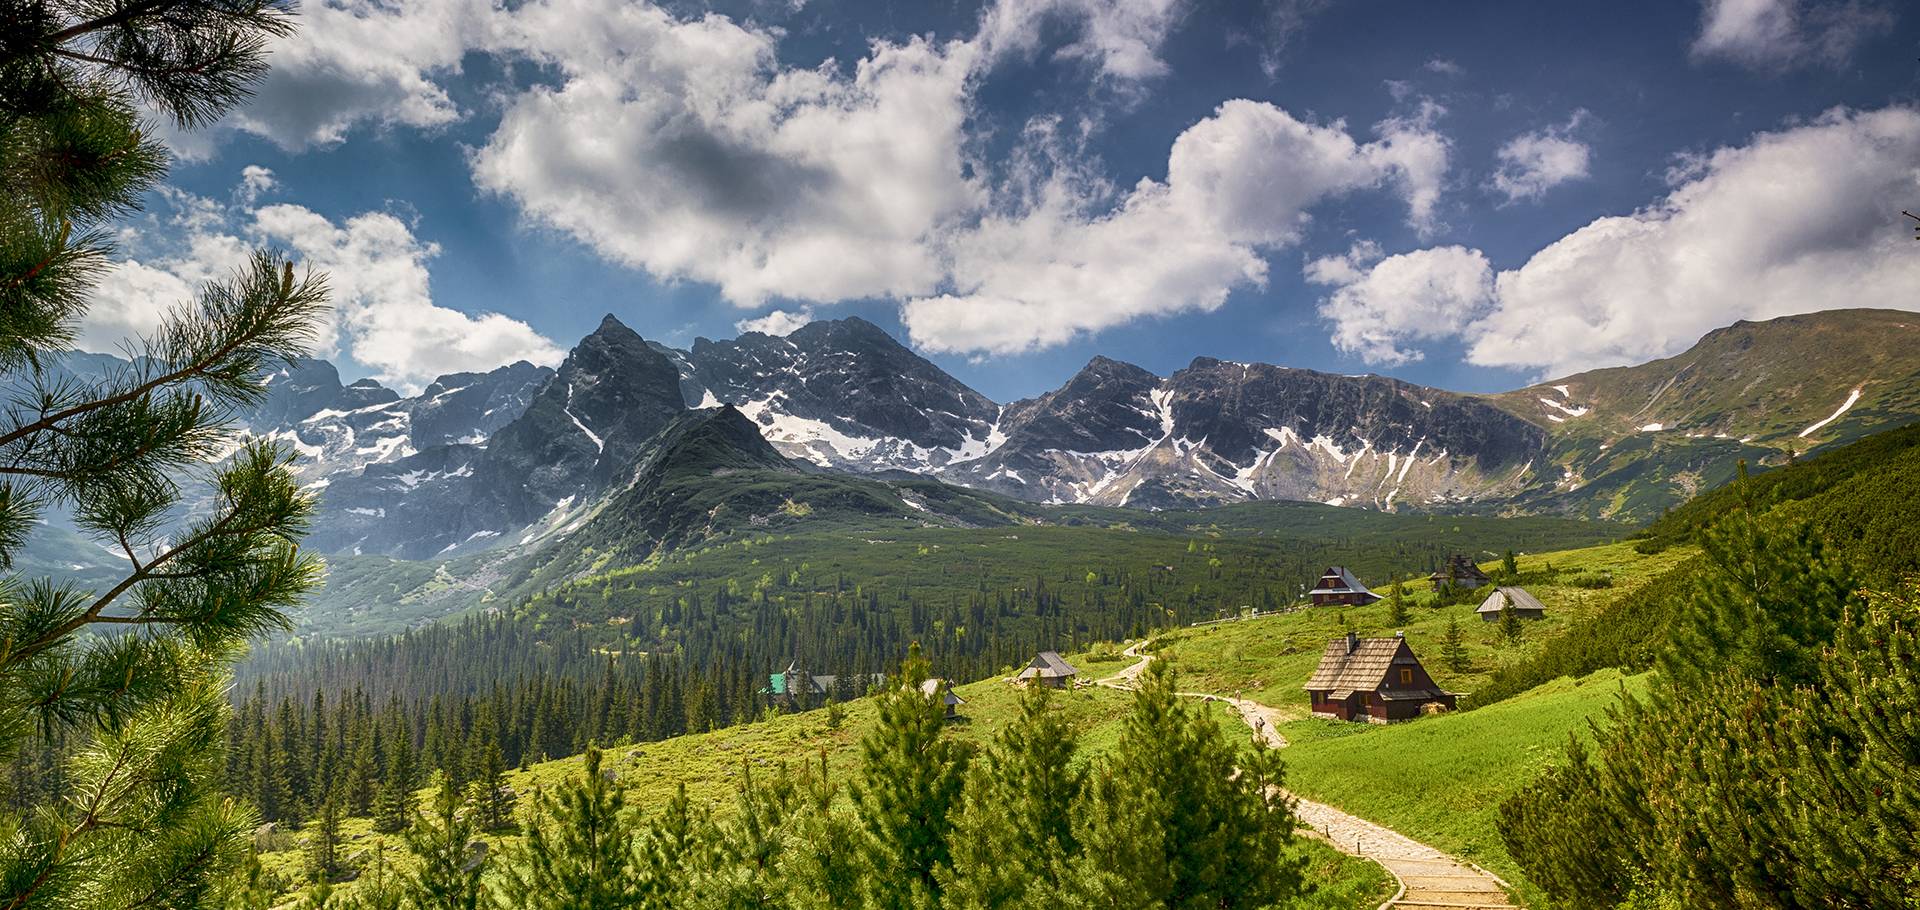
[1799,387,1863,438]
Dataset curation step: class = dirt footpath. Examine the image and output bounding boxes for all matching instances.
[1100,639,1520,909]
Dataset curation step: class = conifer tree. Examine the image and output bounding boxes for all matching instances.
[1066,659,1304,908]
[1385,574,1409,626]
[346,725,379,817]
[494,745,639,910]
[703,762,816,907]
[777,752,863,910]
[401,777,486,910]
[1498,602,1524,645]
[222,846,285,910]
[1499,508,1889,909]
[336,840,404,910]
[942,684,1084,908]
[374,719,417,834]
[1659,493,1857,689]
[1441,615,1469,673]
[0,0,329,903]
[465,704,514,832]
[305,791,349,884]
[849,643,972,910]
[634,782,709,905]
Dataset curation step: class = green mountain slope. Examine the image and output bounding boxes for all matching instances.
[290,409,1627,641]
[1489,309,1920,520]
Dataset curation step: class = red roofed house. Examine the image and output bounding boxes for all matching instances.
[1304,632,1455,723]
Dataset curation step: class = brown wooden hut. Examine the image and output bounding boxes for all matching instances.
[1428,554,1492,591]
[1015,651,1079,688]
[1307,566,1382,606]
[1303,632,1455,723]
[1476,586,1547,622]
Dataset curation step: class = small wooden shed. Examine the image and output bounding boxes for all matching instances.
[1476,586,1547,622]
[1429,554,1492,591]
[1015,651,1079,688]
[1307,566,1383,606]
[919,678,965,719]
[1304,632,1455,723]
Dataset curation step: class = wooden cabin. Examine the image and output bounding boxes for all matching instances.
[1476,586,1547,622]
[1304,632,1455,723]
[1015,651,1079,688]
[1428,554,1492,591]
[920,678,965,719]
[1307,566,1382,606]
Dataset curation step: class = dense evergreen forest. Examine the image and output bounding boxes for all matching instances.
[1494,433,1920,907]
[228,649,1320,910]
[205,512,1622,831]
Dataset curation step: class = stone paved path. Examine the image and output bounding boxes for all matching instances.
[1098,640,1518,909]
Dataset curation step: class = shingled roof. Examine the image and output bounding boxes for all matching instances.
[1476,586,1547,616]
[1307,566,1376,597]
[1016,651,1078,680]
[1304,634,1412,692]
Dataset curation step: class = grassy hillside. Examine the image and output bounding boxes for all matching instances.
[1268,670,1651,908]
[1636,421,1920,582]
[254,644,1392,908]
[1148,540,1691,709]
[254,532,1711,907]
[1493,309,1920,447]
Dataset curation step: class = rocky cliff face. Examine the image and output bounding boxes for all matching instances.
[252,358,551,486]
[942,356,1544,509]
[668,317,1002,470]
[307,315,689,558]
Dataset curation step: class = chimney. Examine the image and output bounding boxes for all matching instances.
[1345,631,1359,654]
[1395,630,1405,639]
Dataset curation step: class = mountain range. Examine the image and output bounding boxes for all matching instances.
[56,308,1920,561]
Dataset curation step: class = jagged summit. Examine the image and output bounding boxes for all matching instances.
[79,306,1915,558]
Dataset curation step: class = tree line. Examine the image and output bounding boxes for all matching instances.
[217,648,778,830]
[233,649,1311,910]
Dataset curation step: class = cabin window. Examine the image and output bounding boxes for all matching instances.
[1399,668,1413,685]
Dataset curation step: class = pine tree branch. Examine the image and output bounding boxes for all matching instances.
[35,0,180,52]
[0,225,70,294]
[0,354,235,454]
[52,46,218,81]
[0,734,138,910]
[4,506,261,666]
[117,836,226,910]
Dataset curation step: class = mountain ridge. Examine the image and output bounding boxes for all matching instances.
[59,307,1920,558]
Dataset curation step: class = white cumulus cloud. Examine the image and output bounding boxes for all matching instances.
[976,0,1189,82]
[470,2,982,307]
[1692,0,1893,70]
[1490,110,1591,203]
[735,309,816,336]
[81,178,563,393]
[229,0,488,151]
[1312,106,1920,378]
[902,98,1452,355]
[1306,243,1493,366]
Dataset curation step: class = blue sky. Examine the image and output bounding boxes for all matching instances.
[88,0,1920,399]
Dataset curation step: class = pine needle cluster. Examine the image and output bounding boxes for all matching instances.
[0,2,330,906]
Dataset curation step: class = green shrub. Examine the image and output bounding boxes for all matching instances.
[1564,571,1614,590]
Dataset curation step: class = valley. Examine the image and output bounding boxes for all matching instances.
[8,6,1918,909]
